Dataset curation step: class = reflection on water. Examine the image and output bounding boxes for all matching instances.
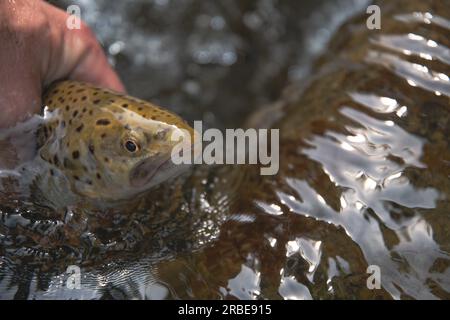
[269,0,450,298]
[1,0,450,299]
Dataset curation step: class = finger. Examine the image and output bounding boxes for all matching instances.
[66,28,126,94]
[41,2,126,93]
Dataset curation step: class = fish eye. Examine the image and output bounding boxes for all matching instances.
[124,140,139,153]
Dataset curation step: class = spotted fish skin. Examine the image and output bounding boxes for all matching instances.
[37,80,194,202]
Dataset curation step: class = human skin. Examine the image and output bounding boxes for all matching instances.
[0,0,125,128]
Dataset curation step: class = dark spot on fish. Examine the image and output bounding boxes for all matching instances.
[86,180,93,185]
[69,119,72,125]
[96,173,101,180]
[48,100,53,104]
[122,103,128,108]
[138,107,143,111]
[88,144,95,154]
[81,96,87,101]
[82,108,87,113]
[101,133,107,139]
[93,92,98,96]
[151,116,156,120]
[73,175,79,181]
[53,89,59,94]
[72,150,80,159]
[73,98,78,102]
[76,89,85,93]
[96,119,110,126]
[89,110,93,116]
[65,105,70,111]
[76,124,84,132]
[73,110,78,117]
[93,99,100,104]
[104,157,109,163]
[50,169,55,176]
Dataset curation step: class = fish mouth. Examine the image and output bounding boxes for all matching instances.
[129,155,173,188]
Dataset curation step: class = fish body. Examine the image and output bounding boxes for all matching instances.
[36,80,195,203]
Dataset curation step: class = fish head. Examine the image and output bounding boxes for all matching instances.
[40,81,196,201]
[89,104,193,199]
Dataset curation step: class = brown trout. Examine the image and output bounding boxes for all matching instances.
[36,80,195,202]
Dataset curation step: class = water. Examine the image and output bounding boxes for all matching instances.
[0,0,449,299]
[49,0,367,129]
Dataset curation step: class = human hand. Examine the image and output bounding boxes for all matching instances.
[0,0,125,128]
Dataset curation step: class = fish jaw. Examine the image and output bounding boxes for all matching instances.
[129,155,190,191]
